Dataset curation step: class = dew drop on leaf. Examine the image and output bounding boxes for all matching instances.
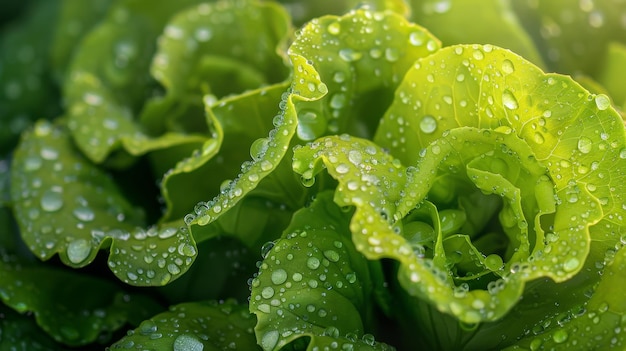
[173,334,204,351]
[40,189,63,212]
[501,59,515,74]
[261,331,279,350]
[563,257,580,272]
[270,269,287,285]
[577,137,593,154]
[594,94,610,110]
[338,48,362,62]
[306,256,321,269]
[327,22,340,35]
[419,115,437,134]
[67,239,91,264]
[502,90,519,110]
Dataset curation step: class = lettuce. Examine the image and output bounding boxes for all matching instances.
[1,0,625,349]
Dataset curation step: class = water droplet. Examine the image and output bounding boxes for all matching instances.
[409,31,425,46]
[563,257,580,272]
[501,59,515,74]
[472,49,484,60]
[533,132,545,144]
[385,48,399,62]
[327,22,341,35]
[552,329,568,343]
[261,286,275,298]
[23,156,42,171]
[348,150,362,165]
[167,263,181,275]
[484,254,503,271]
[335,163,349,174]
[271,269,288,285]
[73,206,94,222]
[307,257,321,269]
[260,160,273,172]
[67,239,91,264]
[40,146,59,160]
[577,137,593,154]
[419,115,437,134]
[323,250,340,262]
[338,48,362,62]
[595,94,610,110]
[174,334,204,351]
[194,27,212,42]
[297,110,326,141]
[41,189,63,212]
[261,331,279,350]
[158,227,178,239]
[502,90,519,110]
[330,93,346,109]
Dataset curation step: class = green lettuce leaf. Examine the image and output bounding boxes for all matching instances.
[408,0,545,68]
[288,8,440,141]
[250,191,394,351]
[512,0,626,76]
[0,0,61,154]
[109,300,259,350]
[278,0,409,26]
[161,82,289,223]
[503,244,626,350]
[187,8,441,244]
[140,0,291,136]
[596,42,626,108]
[0,304,68,351]
[10,120,198,286]
[49,0,112,81]
[293,43,625,344]
[0,249,161,346]
[63,0,208,165]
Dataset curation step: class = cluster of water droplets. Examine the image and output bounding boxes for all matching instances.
[291,8,439,142]
[111,300,256,350]
[186,84,295,228]
[249,225,387,351]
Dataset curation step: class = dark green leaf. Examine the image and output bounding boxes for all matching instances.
[109,300,259,351]
[0,250,161,346]
[250,191,395,351]
[10,120,198,286]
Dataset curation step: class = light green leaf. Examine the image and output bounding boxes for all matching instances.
[50,0,112,81]
[0,250,161,347]
[289,8,440,141]
[10,120,198,286]
[109,300,260,351]
[503,244,626,351]
[596,42,626,107]
[140,0,291,135]
[512,0,626,76]
[161,82,288,223]
[250,191,394,351]
[278,0,409,26]
[408,0,545,68]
